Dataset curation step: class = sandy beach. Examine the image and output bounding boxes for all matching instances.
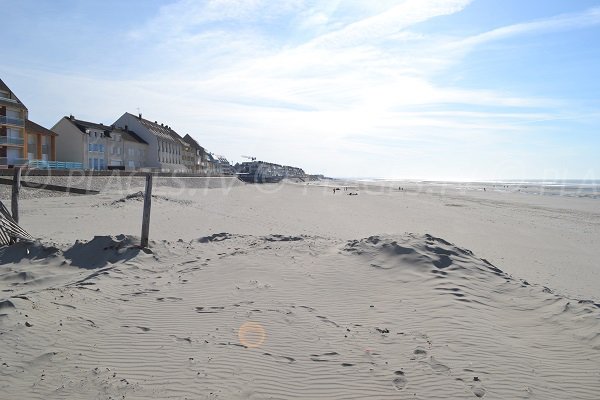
[1,178,599,399]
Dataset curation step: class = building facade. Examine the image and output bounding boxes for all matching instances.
[1,78,58,169]
[114,112,192,172]
[25,120,57,162]
[1,79,29,168]
[53,116,148,170]
[182,134,208,174]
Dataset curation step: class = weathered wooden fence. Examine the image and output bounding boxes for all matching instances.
[0,169,154,248]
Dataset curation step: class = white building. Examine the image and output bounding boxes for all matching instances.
[53,116,148,170]
[114,112,190,172]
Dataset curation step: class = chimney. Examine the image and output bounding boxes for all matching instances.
[138,113,142,119]
[69,114,74,120]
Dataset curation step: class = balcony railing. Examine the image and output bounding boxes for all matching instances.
[0,136,25,146]
[28,160,83,170]
[0,157,29,166]
[0,116,25,127]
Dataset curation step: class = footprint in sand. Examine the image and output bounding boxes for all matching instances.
[310,352,339,362]
[121,325,151,332]
[392,371,407,390]
[427,356,450,374]
[471,377,486,398]
[316,315,340,327]
[412,347,428,360]
[157,297,183,302]
[195,306,224,314]
[472,385,486,398]
[170,335,192,344]
[263,353,296,364]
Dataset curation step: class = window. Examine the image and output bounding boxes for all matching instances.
[8,128,21,138]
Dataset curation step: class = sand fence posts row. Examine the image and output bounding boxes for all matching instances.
[4,168,101,226]
[5,170,156,249]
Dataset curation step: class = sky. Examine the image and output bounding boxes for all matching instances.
[1,0,599,180]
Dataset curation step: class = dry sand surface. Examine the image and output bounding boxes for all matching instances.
[1,179,599,399]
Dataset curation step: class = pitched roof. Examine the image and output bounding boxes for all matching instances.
[26,120,57,136]
[118,128,147,144]
[126,112,186,145]
[66,116,147,144]
[183,134,205,151]
[0,78,27,110]
[70,117,111,135]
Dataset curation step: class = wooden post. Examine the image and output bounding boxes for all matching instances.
[140,173,153,248]
[11,168,21,223]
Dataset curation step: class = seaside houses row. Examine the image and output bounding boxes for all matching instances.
[53,112,232,173]
[2,77,309,177]
[1,77,232,173]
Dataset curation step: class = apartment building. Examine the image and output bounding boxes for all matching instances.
[1,78,29,168]
[182,134,208,174]
[1,78,57,168]
[53,116,148,170]
[114,112,191,172]
[25,120,57,162]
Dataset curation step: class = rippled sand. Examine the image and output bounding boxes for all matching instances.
[1,181,599,398]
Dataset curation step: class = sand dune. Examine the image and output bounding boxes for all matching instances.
[18,181,600,301]
[1,231,598,399]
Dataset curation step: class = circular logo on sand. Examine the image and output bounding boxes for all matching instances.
[238,322,266,348]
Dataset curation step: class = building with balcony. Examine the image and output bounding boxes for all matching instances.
[0,78,28,168]
[113,112,191,172]
[182,134,208,174]
[25,120,57,162]
[53,115,148,170]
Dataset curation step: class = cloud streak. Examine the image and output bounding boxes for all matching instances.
[5,1,600,179]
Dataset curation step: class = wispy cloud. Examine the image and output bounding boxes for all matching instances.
[7,1,600,178]
[305,0,472,48]
[452,6,600,49]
